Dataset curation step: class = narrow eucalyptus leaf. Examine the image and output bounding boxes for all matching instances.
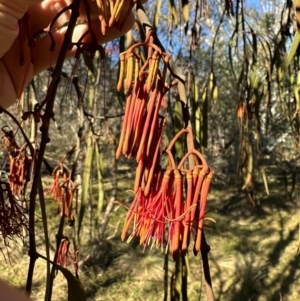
[57,266,86,301]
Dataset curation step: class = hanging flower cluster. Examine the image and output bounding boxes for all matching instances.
[1,126,31,198]
[94,0,137,34]
[115,31,171,169]
[121,128,214,260]
[0,182,29,250]
[47,164,75,224]
[56,237,79,274]
[114,32,214,260]
[8,150,31,198]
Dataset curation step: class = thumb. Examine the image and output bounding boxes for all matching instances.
[0,0,42,58]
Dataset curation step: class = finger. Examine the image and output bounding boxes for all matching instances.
[2,8,135,99]
[0,0,42,19]
[0,280,31,301]
[0,0,42,57]
[28,0,86,34]
[33,10,135,74]
[27,0,135,34]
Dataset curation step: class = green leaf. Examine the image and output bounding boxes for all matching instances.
[250,65,258,89]
[293,86,300,118]
[77,134,94,242]
[228,41,237,82]
[294,85,300,106]
[192,81,199,102]
[94,142,104,221]
[174,96,184,161]
[83,52,96,78]
[56,266,86,301]
[193,83,201,150]
[260,167,269,196]
[153,0,162,30]
[182,0,189,34]
[284,31,300,73]
[202,88,208,148]
[169,0,178,26]
[248,24,257,64]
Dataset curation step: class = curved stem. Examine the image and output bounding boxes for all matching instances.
[177,149,208,171]
[166,150,176,169]
[167,128,189,151]
[135,1,187,105]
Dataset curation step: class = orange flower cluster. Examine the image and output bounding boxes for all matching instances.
[237,101,254,120]
[116,32,171,194]
[47,164,75,224]
[115,33,214,259]
[120,127,214,260]
[237,101,246,119]
[94,0,136,34]
[1,126,31,197]
[9,151,31,197]
[0,182,28,249]
[56,238,79,274]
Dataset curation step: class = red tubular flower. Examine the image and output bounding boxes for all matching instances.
[47,172,63,203]
[136,88,159,162]
[56,238,78,274]
[116,92,133,159]
[46,166,75,223]
[193,169,214,255]
[170,169,183,260]
[121,188,145,241]
[139,186,166,248]
[8,151,30,198]
[122,169,173,251]
[181,170,193,254]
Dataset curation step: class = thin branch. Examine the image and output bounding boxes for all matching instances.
[25,0,81,294]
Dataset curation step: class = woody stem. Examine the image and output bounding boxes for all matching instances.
[25,0,80,295]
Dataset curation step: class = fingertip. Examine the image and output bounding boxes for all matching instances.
[33,11,135,75]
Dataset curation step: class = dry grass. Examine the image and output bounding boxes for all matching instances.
[2,169,299,301]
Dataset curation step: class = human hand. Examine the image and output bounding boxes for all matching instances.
[0,279,31,301]
[0,0,138,109]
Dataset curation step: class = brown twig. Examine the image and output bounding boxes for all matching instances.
[25,0,81,295]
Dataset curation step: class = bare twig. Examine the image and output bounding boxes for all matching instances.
[25,0,81,295]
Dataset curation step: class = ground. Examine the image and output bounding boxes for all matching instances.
[1,159,299,300]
